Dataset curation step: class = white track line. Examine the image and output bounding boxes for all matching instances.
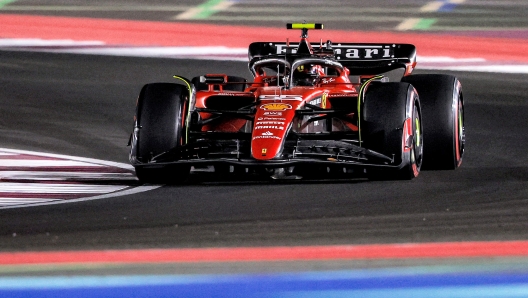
[0,148,134,169]
[0,171,135,181]
[0,183,127,194]
[0,198,61,203]
[0,160,105,167]
[0,148,161,209]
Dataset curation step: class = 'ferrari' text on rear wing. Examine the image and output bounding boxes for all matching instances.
[248,42,416,75]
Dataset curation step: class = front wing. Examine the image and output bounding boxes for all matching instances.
[131,132,406,171]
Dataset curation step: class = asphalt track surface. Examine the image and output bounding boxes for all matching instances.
[0,0,528,280]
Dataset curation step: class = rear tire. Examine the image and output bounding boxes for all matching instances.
[362,83,423,180]
[402,74,464,170]
[131,83,190,184]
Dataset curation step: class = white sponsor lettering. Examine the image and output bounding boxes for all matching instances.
[255,126,284,130]
[272,44,393,59]
[365,48,378,58]
[309,98,321,105]
[334,46,391,59]
[275,44,297,54]
[259,95,303,101]
[263,111,283,116]
[345,48,359,59]
[253,135,281,140]
[257,117,287,121]
[329,93,358,97]
[252,131,281,140]
[256,121,285,125]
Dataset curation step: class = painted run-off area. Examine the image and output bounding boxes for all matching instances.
[2,241,528,265]
[0,14,527,64]
[0,149,159,209]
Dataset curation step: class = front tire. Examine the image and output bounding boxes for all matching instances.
[362,83,423,180]
[131,83,190,183]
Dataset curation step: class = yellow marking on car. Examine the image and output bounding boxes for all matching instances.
[357,75,383,145]
[173,75,193,144]
[287,23,323,30]
[415,117,421,147]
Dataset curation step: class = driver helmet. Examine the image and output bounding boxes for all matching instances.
[293,64,321,86]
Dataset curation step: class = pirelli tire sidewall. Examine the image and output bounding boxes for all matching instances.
[402,74,464,170]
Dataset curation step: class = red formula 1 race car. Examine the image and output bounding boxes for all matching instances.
[129,23,465,183]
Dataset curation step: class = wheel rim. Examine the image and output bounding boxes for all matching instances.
[456,95,465,165]
[411,103,423,174]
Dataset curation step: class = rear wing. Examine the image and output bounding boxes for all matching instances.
[248,42,416,75]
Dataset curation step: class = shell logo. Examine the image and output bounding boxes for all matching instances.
[260,103,292,111]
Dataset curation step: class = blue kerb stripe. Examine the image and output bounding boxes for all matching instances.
[1,268,528,297]
[439,3,458,12]
[1,270,528,290]
[2,284,528,298]
[275,286,528,298]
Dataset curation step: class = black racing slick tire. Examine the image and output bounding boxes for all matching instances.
[362,83,423,180]
[132,83,190,184]
[402,74,465,170]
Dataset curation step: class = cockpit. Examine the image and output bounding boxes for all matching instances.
[249,57,349,88]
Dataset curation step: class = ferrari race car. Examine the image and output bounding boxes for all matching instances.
[129,23,465,183]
